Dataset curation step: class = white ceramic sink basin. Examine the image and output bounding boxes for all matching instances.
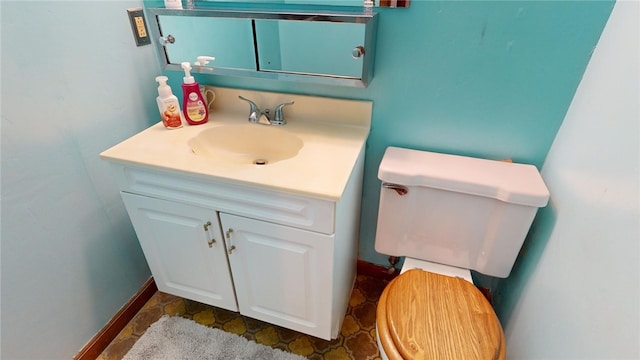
[188,124,304,165]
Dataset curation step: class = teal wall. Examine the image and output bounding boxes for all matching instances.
[162,1,614,266]
[1,1,157,357]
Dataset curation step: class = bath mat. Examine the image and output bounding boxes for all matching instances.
[123,315,306,360]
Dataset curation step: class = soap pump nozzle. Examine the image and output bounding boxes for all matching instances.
[155,75,173,97]
[195,56,216,66]
[181,62,194,84]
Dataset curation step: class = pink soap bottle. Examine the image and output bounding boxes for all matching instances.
[180,62,208,125]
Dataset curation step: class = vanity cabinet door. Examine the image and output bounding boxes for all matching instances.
[220,213,334,340]
[121,193,238,312]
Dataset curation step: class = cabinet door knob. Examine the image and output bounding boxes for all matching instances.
[204,221,216,248]
[226,228,236,254]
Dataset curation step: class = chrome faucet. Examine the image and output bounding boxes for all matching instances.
[238,96,294,125]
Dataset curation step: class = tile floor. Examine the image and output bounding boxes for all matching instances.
[98,274,389,360]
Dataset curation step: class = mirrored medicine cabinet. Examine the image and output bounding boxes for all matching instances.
[147,6,378,87]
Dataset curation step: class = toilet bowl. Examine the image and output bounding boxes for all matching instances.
[375,260,505,360]
[373,146,549,360]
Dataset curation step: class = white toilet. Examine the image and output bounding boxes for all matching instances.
[374,146,549,360]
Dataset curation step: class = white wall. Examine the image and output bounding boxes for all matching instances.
[1,2,158,358]
[502,1,639,358]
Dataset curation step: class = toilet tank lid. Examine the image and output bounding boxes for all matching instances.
[378,147,550,207]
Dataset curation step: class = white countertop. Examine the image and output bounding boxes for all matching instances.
[101,87,372,201]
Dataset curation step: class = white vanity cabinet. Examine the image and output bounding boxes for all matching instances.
[101,86,372,340]
[109,153,364,340]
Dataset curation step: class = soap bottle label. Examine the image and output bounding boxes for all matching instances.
[161,103,182,129]
[185,92,206,122]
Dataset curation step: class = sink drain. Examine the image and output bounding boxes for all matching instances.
[253,159,268,165]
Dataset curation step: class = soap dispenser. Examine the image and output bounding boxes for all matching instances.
[181,62,208,125]
[155,76,183,129]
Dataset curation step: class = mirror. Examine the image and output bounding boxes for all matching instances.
[178,0,409,8]
[254,19,365,78]
[157,15,256,69]
[147,6,378,87]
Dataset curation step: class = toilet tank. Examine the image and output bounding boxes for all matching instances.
[375,147,549,278]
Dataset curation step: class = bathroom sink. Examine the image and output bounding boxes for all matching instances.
[101,86,372,199]
[188,124,303,165]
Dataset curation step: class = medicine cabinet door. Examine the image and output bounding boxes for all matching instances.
[157,15,256,70]
[255,19,366,78]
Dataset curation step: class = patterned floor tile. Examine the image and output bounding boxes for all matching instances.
[99,274,389,359]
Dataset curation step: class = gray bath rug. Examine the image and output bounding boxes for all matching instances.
[123,315,307,360]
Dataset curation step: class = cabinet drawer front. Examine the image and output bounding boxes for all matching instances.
[113,165,335,234]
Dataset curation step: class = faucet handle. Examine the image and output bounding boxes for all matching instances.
[273,101,294,125]
[238,96,260,122]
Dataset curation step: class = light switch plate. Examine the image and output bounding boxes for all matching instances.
[127,8,151,46]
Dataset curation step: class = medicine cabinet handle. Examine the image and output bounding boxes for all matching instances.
[382,182,408,196]
[159,34,175,46]
[203,221,216,248]
[352,45,365,59]
[225,228,236,254]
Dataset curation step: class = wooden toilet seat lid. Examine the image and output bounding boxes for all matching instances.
[378,269,505,360]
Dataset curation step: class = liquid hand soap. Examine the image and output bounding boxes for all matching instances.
[155,76,183,129]
[181,62,208,125]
